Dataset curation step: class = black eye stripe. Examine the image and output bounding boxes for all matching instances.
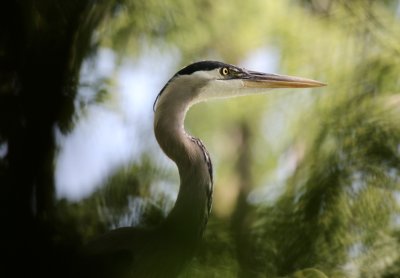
[177,61,228,76]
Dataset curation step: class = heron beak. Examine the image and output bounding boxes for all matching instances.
[242,71,326,89]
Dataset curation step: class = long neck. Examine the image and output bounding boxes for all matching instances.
[154,103,213,241]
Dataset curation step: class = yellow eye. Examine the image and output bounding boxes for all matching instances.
[220,67,229,76]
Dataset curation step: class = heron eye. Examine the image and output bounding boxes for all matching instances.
[220,67,229,76]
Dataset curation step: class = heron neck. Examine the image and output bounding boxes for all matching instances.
[154,104,212,241]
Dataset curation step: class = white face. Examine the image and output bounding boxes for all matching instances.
[193,69,245,103]
[152,68,228,112]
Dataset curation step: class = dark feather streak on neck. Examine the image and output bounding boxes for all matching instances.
[188,135,214,217]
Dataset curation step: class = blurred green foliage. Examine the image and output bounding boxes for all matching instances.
[1,0,400,277]
[79,1,400,277]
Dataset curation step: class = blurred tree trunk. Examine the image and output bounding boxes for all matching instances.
[0,1,113,276]
[230,121,265,277]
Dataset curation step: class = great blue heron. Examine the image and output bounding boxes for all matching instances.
[73,61,325,278]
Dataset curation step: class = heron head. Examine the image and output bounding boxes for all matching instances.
[153,61,326,112]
